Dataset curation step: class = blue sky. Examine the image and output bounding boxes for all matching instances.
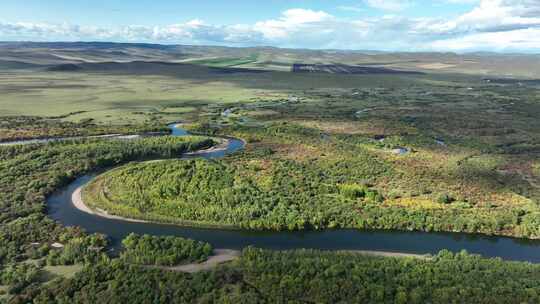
[0,0,476,26]
[1,0,539,52]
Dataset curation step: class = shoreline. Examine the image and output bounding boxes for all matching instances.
[156,249,241,273]
[72,186,150,223]
[73,185,432,261]
[184,137,230,155]
[48,123,540,263]
[147,249,430,273]
[173,123,247,156]
[70,135,239,224]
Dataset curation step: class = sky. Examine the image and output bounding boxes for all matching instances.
[1,0,540,52]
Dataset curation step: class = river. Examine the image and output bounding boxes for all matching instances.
[45,124,540,261]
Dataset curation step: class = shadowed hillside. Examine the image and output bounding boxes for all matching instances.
[1,42,540,77]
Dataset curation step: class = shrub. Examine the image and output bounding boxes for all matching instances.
[339,184,367,199]
[366,190,384,203]
[437,193,454,204]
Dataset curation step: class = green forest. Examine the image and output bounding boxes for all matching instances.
[0,130,214,265]
[121,233,213,266]
[83,121,540,237]
[6,247,540,304]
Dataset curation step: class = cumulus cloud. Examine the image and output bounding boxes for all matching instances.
[425,0,540,50]
[1,2,540,52]
[431,27,540,51]
[433,0,540,34]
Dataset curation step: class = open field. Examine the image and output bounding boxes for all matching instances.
[1,58,513,125]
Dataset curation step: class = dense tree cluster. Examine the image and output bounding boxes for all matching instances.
[238,248,540,303]
[84,159,370,230]
[0,135,214,264]
[0,263,40,296]
[121,233,212,266]
[11,247,540,304]
[185,122,540,238]
[86,154,540,237]
[46,234,109,266]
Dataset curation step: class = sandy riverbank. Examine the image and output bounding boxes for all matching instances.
[160,249,241,273]
[72,188,431,263]
[72,187,150,223]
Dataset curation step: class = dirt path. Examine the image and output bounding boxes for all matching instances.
[152,249,241,273]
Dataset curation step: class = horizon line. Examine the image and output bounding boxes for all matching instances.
[1,40,539,56]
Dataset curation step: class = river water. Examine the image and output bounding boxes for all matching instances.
[46,125,540,261]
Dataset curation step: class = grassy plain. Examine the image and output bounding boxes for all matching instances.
[0,61,485,125]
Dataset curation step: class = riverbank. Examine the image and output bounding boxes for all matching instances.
[74,186,433,265]
[156,249,241,273]
[184,137,230,155]
[46,124,540,262]
[144,248,431,274]
[72,186,150,223]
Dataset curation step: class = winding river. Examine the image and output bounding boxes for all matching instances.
[42,125,540,262]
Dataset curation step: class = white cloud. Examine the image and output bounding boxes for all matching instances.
[337,5,365,13]
[1,2,540,52]
[431,28,540,51]
[253,9,333,40]
[417,0,540,51]
[364,0,413,11]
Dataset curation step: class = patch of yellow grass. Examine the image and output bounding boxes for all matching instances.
[532,162,540,177]
[294,120,365,135]
[386,198,442,210]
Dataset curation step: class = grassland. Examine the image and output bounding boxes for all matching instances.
[43,265,83,279]
[0,60,483,125]
[0,67,273,124]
